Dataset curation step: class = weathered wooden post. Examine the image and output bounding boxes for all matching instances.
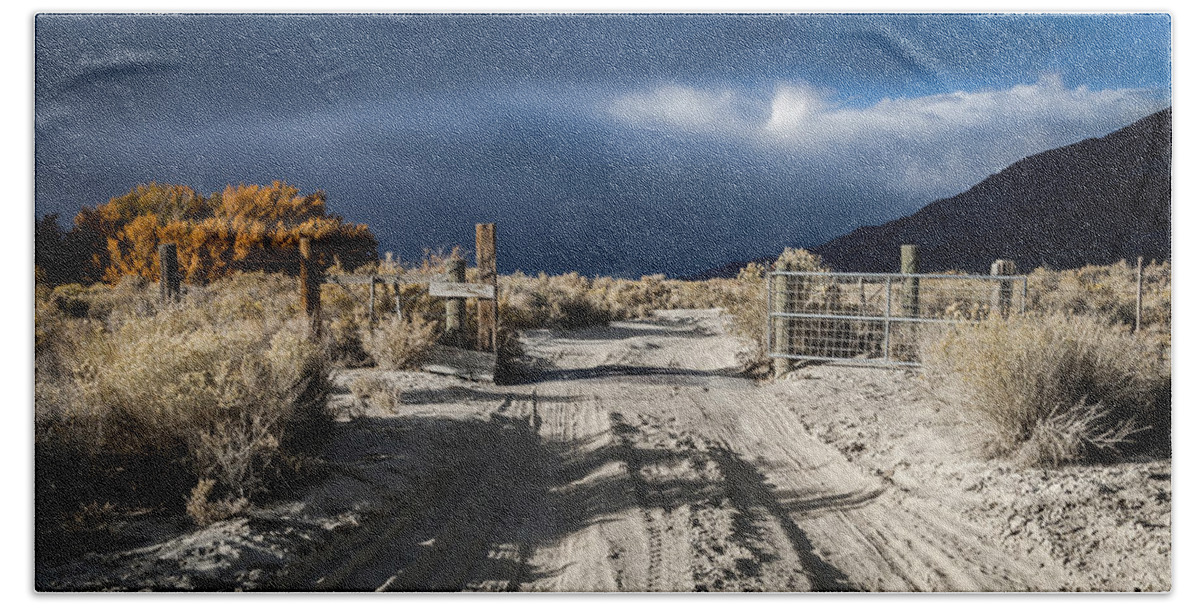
[299,237,323,340]
[475,223,498,353]
[158,243,181,303]
[445,257,467,347]
[990,259,1017,317]
[1135,256,1144,333]
[900,244,920,317]
[393,281,403,320]
[368,276,377,328]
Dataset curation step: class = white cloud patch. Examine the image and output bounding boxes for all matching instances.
[765,83,834,133]
[609,75,1167,202]
[608,85,742,131]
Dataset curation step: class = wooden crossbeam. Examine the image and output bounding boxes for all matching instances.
[429,281,495,299]
[323,272,450,286]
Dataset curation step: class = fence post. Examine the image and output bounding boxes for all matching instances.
[883,276,893,362]
[1135,256,1144,333]
[368,276,377,328]
[158,243,180,303]
[900,245,920,317]
[299,237,323,340]
[772,264,791,378]
[476,223,499,353]
[445,257,467,347]
[394,282,402,320]
[990,259,1017,317]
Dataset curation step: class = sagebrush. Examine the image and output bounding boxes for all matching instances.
[921,313,1169,466]
[362,315,439,370]
[35,273,330,541]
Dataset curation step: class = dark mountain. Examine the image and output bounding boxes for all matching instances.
[811,108,1171,273]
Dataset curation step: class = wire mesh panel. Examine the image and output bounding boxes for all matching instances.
[767,271,1027,366]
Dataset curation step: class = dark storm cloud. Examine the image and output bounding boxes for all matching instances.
[35,13,1170,276]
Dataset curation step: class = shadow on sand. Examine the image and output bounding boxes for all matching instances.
[267,400,858,592]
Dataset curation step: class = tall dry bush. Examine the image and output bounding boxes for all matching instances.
[499,271,612,330]
[921,313,1169,466]
[35,273,330,534]
[720,262,768,361]
[362,315,439,370]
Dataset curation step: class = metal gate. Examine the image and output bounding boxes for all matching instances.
[766,270,1027,367]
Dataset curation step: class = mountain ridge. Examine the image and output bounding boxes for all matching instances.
[686,108,1171,278]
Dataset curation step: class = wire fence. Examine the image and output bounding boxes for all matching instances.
[766,271,1027,366]
[1023,258,1169,331]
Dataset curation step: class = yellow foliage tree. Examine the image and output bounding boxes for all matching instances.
[77,181,376,285]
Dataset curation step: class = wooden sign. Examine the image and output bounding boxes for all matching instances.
[429,281,495,299]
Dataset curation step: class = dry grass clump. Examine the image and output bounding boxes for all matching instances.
[499,270,737,331]
[1027,260,1170,328]
[362,315,439,370]
[349,376,402,414]
[921,313,1169,466]
[36,273,330,541]
[1026,260,1171,364]
[500,271,610,329]
[186,478,251,527]
[321,249,463,364]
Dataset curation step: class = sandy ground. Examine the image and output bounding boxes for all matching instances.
[40,309,1170,592]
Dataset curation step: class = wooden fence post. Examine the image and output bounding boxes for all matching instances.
[990,259,1017,317]
[368,276,377,328]
[475,223,498,353]
[299,237,322,340]
[445,257,467,347]
[1135,256,1144,333]
[158,243,180,303]
[393,282,402,320]
[900,244,920,317]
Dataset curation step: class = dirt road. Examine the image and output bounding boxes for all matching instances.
[269,309,1065,592]
[55,308,1168,591]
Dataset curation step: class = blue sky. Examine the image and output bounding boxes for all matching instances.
[34,13,1170,276]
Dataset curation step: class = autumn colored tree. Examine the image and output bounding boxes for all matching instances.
[43,181,377,286]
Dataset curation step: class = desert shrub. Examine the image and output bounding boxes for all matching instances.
[494,325,529,384]
[35,272,331,540]
[45,312,324,495]
[499,270,734,331]
[48,283,92,318]
[1027,260,1171,330]
[363,315,439,370]
[319,283,371,366]
[188,271,300,322]
[186,478,250,526]
[720,262,769,366]
[349,376,401,414]
[921,313,1169,466]
[499,271,612,329]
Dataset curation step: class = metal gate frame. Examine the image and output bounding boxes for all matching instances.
[766,270,1028,367]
